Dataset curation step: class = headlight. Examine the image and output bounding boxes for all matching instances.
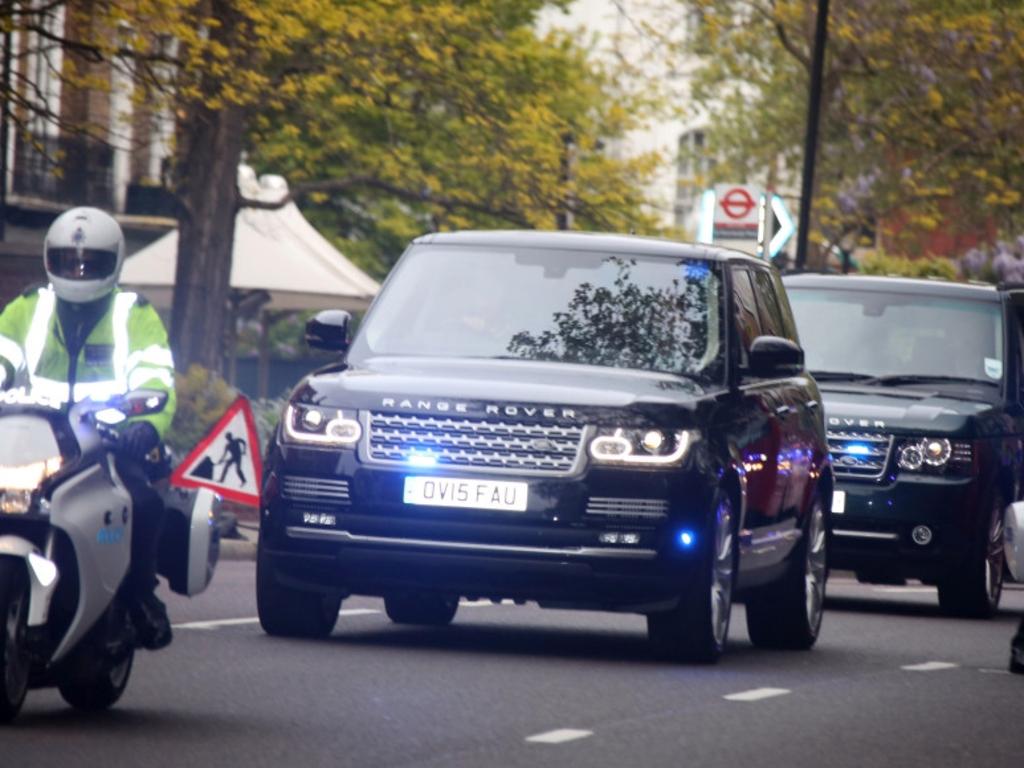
[282,404,361,447]
[0,457,62,491]
[589,428,698,467]
[897,437,971,474]
[0,457,61,515]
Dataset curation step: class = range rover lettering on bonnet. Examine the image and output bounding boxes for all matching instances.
[381,397,576,420]
[828,416,887,429]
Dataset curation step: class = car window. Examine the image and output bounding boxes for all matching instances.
[731,268,762,364]
[788,287,1003,383]
[769,271,800,342]
[350,246,726,384]
[750,269,788,339]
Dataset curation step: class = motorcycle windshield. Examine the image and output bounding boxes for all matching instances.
[0,415,62,468]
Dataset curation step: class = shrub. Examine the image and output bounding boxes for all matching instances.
[165,365,238,456]
[859,251,959,281]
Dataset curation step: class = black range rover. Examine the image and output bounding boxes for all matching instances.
[784,273,1022,617]
[259,231,832,662]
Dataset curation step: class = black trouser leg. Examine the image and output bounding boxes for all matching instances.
[116,457,166,598]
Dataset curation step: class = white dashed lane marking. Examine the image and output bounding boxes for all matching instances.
[901,661,959,672]
[525,729,593,744]
[723,688,791,702]
[174,607,380,630]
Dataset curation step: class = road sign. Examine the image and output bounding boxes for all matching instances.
[170,396,263,506]
[712,184,761,240]
[756,193,796,260]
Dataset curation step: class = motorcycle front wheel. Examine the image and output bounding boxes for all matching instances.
[58,601,134,712]
[0,560,31,723]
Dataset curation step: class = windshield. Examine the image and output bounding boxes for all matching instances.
[788,287,1003,384]
[349,245,725,384]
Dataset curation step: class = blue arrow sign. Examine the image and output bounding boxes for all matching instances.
[768,194,795,258]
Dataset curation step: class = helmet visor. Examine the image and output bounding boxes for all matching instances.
[45,247,118,280]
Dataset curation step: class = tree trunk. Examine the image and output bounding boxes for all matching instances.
[168,0,250,375]
[169,100,246,373]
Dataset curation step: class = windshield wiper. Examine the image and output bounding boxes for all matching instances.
[862,374,999,387]
[809,370,875,382]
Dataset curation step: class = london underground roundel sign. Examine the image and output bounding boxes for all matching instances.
[712,183,761,239]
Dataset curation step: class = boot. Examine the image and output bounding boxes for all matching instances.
[1011,630,1024,674]
[132,592,173,650]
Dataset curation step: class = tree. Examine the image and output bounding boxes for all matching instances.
[680,0,1024,260]
[248,2,665,279]
[3,0,665,370]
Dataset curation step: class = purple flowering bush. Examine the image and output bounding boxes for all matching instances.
[958,238,1024,284]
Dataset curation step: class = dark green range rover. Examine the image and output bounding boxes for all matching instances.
[783,274,1020,617]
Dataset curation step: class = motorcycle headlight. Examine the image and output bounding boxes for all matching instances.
[0,457,62,491]
[897,437,971,474]
[0,458,61,514]
[589,428,698,467]
[282,404,361,447]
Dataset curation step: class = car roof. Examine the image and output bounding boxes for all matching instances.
[782,272,1001,301]
[413,230,766,265]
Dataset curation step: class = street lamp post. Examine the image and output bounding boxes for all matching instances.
[0,26,12,242]
[794,0,830,271]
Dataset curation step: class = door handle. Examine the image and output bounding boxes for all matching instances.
[775,404,793,417]
[805,400,819,411]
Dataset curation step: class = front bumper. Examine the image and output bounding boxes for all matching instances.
[260,444,715,611]
[830,473,984,580]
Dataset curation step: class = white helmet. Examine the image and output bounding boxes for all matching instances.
[44,206,125,303]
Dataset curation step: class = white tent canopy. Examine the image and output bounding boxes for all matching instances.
[121,166,379,311]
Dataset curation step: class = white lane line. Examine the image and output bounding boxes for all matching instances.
[174,608,380,630]
[901,661,959,672]
[525,729,593,744]
[723,687,791,702]
[174,618,260,626]
[978,668,1012,675]
[872,586,935,594]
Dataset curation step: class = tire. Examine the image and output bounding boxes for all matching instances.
[0,560,31,724]
[384,593,458,626]
[57,600,135,712]
[746,494,828,650]
[256,543,341,638]
[938,493,1005,619]
[647,492,736,664]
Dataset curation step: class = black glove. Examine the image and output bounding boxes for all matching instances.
[117,421,160,462]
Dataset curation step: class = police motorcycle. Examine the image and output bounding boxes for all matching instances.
[0,386,219,722]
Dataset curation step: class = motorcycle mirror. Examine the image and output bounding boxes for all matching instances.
[122,389,169,416]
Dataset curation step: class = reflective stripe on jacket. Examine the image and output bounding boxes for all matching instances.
[0,286,176,436]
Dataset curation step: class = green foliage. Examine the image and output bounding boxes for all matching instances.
[858,252,959,281]
[684,0,1024,256]
[165,365,239,456]
[249,1,666,276]
[166,365,282,461]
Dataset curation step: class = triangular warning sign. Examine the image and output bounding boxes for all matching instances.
[170,396,263,506]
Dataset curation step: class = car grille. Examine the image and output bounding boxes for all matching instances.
[827,431,893,480]
[585,497,669,520]
[366,411,586,475]
[281,476,351,506]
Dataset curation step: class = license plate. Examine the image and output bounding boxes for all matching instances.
[403,476,528,512]
[832,490,846,514]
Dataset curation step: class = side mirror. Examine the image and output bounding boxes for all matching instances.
[305,310,351,353]
[747,335,803,378]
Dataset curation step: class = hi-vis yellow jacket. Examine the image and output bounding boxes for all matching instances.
[0,286,176,436]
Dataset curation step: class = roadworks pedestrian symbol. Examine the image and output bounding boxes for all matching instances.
[170,396,263,506]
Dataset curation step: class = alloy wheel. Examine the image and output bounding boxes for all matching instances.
[710,496,735,647]
[805,499,828,634]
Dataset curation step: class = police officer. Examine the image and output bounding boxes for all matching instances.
[0,207,177,649]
